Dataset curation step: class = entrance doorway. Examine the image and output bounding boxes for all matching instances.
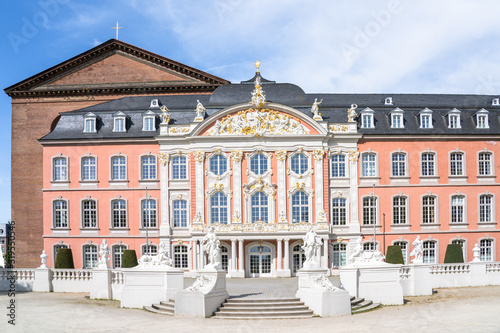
[292,244,306,275]
[249,245,272,277]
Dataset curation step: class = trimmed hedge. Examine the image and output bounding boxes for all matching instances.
[444,244,464,263]
[385,245,404,264]
[55,248,75,269]
[121,249,138,268]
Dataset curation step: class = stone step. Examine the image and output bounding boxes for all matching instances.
[352,302,381,314]
[225,297,301,303]
[152,303,175,312]
[159,300,175,308]
[144,305,174,316]
[218,305,311,312]
[352,300,372,310]
[222,301,306,307]
[350,298,365,306]
[213,315,314,320]
[214,309,314,318]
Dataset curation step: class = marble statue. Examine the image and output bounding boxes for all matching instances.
[137,242,174,268]
[160,105,170,124]
[40,250,48,269]
[194,100,206,121]
[311,98,323,120]
[98,239,110,269]
[472,243,481,262]
[301,227,322,268]
[410,236,423,264]
[347,104,358,122]
[311,274,339,292]
[186,274,215,292]
[201,227,222,269]
[349,237,363,263]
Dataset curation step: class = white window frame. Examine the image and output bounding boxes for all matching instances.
[81,197,98,229]
[52,242,69,266]
[52,198,69,229]
[420,150,438,177]
[209,154,228,176]
[249,152,271,176]
[449,150,466,177]
[475,108,489,129]
[330,153,347,178]
[361,151,378,178]
[362,195,379,225]
[173,244,189,269]
[142,111,156,131]
[290,153,310,176]
[392,194,409,225]
[141,197,158,229]
[478,150,494,176]
[82,243,98,269]
[479,237,495,262]
[80,154,98,182]
[140,154,157,180]
[111,243,128,269]
[389,107,404,129]
[360,108,374,128]
[210,192,229,225]
[423,239,438,264]
[331,197,347,226]
[113,111,127,132]
[447,108,461,129]
[331,242,347,268]
[478,192,495,224]
[421,193,439,225]
[391,150,408,177]
[393,240,408,264]
[450,193,467,224]
[419,108,433,129]
[142,243,158,256]
[290,190,310,224]
[83,112,97,133]
[251,192,270,223]
[110,154,127,181]
[172,199,188,228]
[52,154,69,182]
[171,154,188,180]
[450,237,467,262]
[110,197,128,229]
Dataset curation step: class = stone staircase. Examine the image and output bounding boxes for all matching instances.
[350,296,381,314]
[144,299,175,315]
[213,298,314,319]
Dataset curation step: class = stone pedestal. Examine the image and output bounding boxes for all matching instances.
[341,262,403,305]
[295,268,351,317]
[120,268,184,308]
[33,268,53,292]
[469,262,488,286]
[90,268,112,300]
[175,268,229,317]
[400,264,432,296]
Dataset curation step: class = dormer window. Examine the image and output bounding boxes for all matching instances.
[142,111,156,132]
[447,108,461,129]
[384,97,393,105]
[475,108,489,129]
[360,108,374,128]
[419,108,433,129]
[83,112,97,133]
[150,99,160,108]
[390,107,404,129]
[492,98,499,106]
[113,111,127,132]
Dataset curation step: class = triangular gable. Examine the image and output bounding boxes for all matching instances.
[5,39,229,98]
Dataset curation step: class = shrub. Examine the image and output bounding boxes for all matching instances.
[55,248,75,269]
[385,245,404,264]
[121,249,138,268]
[444,244,464,263]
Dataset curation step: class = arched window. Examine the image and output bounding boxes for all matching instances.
[332,243,347,267]
[363,242,375,251]
[142,199,157,228]
[362,197,376,225]
[450,152,464,176]
[392,153,406,177]
[174,245,189,268]
[478,152,492,176]
[172,156,187,179]
[141,156,157,180]
[451,195,465,223]
[479,195,493,223]
[250,153,268,175]
[251,192,268,223]
[142,244,157,256]
[82,199,97,228]
[112,245,126,268]
[172,200,187,227]
[209,155,227,176]
[112,200,127,228]
[393,196,407,224]
[480,239,493,261]
[53,200,68,228]
[423,241,436,263]
[53,244,68,265]
[291,191,309,223]
[331,155,346,178]
[111,156,126,180]
[211,192,228,224]
[393,241,408,264]
[421,152,435,176]
[82,156,96,180]
[332,198,346,225]
[362,153,376,177]
[422,196,436,224]
[83,244,98,268]
[53,157,68,181]
[451,239,466,261]
[291,153,308,175]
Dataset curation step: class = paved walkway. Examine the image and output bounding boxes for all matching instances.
[1,283,500,332]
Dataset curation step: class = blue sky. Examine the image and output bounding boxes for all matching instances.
[1,0,500,223]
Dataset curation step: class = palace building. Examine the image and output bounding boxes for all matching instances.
[9,40,500,275]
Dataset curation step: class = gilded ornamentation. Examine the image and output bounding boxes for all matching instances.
[230,150,243,163]
[207,109,309,137]
[243,177,277,199]
[347,104,358,122]
[276,150,288,161]
[312,149,325,161]
[213,183,224,191]
[160,105,170,124]
[232,210,241,223]
[329,125,349,132]
[193,151,205,163]
[169,127,190,134]
[317,210,327,222]
[347,150,360,162]
[193,212,203,224]
[251,72,266,109]
[158,152,170,166]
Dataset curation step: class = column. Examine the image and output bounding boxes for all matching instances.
[192,240,198,271]
[159,153,170,236]
[323,238,329,270]
[194,151,205,219]
[313,149,325,220]
[276,150,287,220]
[231,239,237,274]
[277,239,283,271]
[238,239,244,276]
[349,150,360,233]
[231,151,243,223]
[199,242,205,269]
[284,238,290,271]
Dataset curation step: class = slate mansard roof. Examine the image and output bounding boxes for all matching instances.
[40,76,500,141]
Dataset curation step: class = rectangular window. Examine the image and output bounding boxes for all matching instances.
[83,245,98,268]
[420,114,432,128]
[391,114,403,128]
[142,245,157,256]
[143,117,155,131]
[362,114,373,128]
[174,246,189,268]
[211,193,228,224]
[451,196,464,223]
[53,200,68,228]
[112,200,127,228]
[112,156,126,180]
[449,115,460,128]
[393,196,407,224]
[331,155,346,177]
[362,153,376,177]
[421,153,435,176]
[173,200,187,228]
[422,196,435,224]
[113,245,126,268]
[450,153,463,176]
[54,158,68,181]
[82,157,96,180]
[291,191,309,223]
[141,156,156,180]
[332,198,346,225]
[82,200,97,228]
[363,197,376,225]
[392,153,406,177]
[480,239,492,261]
[479,195,492,223]
[393,241,407,264]
[84,118,96,133]
[142,199,157,228]
[114,118,125,132]
[423,241,436,263]
[332,243,347,267]
[172,156,187,179]
[478,152,492,176]
[477,114,488,129]
[251,192,268,223]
